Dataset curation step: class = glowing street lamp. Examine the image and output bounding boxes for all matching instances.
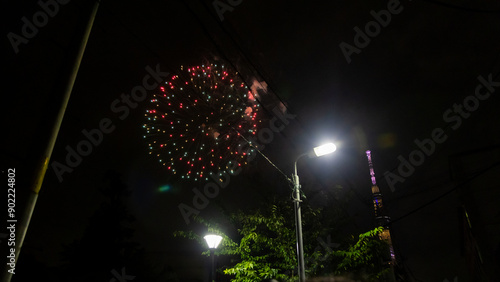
[204,234,223,249]
[292,142,336,281]
[239,140,337,281]
[204,234,223,282]
[312,143,337,157]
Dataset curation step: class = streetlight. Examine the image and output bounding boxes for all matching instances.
[292,142,336,281]
[204,234,223,282]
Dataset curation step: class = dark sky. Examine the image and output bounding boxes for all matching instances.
[3,0,500,281]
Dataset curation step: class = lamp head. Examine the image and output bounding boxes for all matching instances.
[311,143,336,157]
[204,234,223,249]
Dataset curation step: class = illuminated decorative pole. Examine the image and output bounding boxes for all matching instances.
[204,234,223,282]
[365,150,396,280]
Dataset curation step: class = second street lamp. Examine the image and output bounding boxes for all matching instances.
[292,142,336,281]
[204,234,223,282]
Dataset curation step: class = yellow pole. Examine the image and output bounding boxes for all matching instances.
[3,1,100,281]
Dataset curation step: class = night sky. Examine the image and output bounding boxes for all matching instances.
[3,0,500,281]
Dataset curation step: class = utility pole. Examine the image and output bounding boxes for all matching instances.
[3,1,99,281]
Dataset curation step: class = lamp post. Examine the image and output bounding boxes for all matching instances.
[292,143,336,282]
[204,234,223,282]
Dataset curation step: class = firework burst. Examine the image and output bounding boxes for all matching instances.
[143,63,260,181]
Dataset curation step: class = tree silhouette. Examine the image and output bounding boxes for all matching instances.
[59,170,179,281]
[175,195,391,281]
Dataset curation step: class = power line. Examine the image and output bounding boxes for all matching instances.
[189,0,321,149]
[420,0,500,13]
[196,0,292,115]
[390,161,500,225]
[97,1,177,74]
[381,70,500,201]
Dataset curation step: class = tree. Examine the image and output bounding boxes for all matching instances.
[58,170,140,281]
[175,196,391,281]
[221,203,298,281]
[59,170,179,282]
[330,227,392,281]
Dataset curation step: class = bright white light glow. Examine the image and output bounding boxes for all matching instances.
[204,234,223,249]
[313,143,337,157]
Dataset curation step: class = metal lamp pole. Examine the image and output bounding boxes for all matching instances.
[210,249,216,282]
[290,143,337,282]
[240,139,336,282]
[293,153,308,282]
